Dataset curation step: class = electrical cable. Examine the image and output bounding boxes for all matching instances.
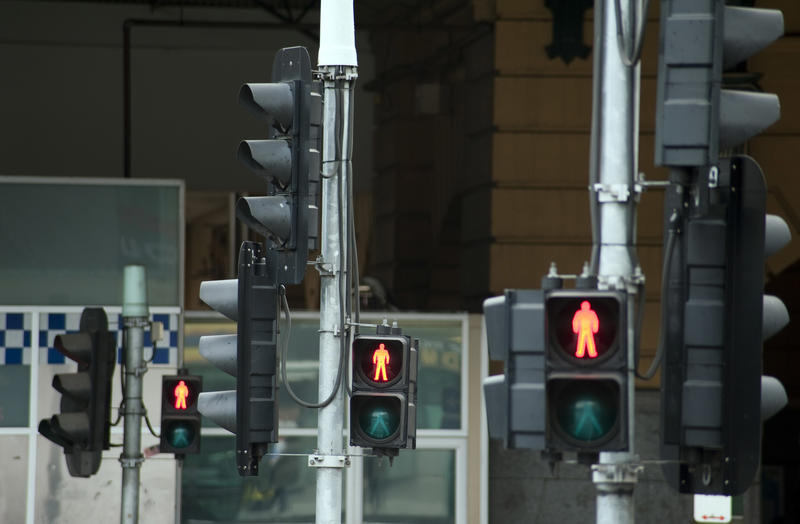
[635,211,678,380]
[279,284,344,408]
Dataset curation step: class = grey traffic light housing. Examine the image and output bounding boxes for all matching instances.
[38,308,116,478]
[237,46,321,285]
[545,290,628,453]
[197,241,279,476]
[483,289,547,450]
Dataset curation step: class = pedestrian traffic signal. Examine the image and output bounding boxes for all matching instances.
[655,0,788,495]
[545,290,627,452]
[38,307,116,478]
[160,374,202,455]
[197,241,279,476]
[350,328,418,455]
[237,46,321,285]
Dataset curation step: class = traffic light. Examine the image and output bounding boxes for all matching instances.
[237,45,321,285]
[545,290,627,452]
[197,240,279,476]
[482,289,547,450]
[655,1,788,495]
[349,327,418,456]
[160,374,202,454]
[38,307,116,478]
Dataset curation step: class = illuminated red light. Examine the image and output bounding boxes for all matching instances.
[372,343,390,382]
[572,301,599,359]
[173,380,190,410]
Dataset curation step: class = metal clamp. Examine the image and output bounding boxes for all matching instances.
[592,183,642,203]
[314,256,335,276]
[119,455,145,469]
[123,317,150,328]
[591,462,643,485]
[308,454,351,468]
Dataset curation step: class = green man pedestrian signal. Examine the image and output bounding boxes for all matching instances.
[237,46,321,285]
[38,307,116,478]
[160,374,202,455]
[545,290,627,452]
[197,241,279,476]
[349,327,418,457]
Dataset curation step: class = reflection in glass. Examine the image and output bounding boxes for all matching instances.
[0,365,30,427]
[363,449,455,524]
[182,436,330,523]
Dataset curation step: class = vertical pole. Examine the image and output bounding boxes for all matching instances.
[317,2,357,523]
[120,265,149,524]
[591,0,643,522]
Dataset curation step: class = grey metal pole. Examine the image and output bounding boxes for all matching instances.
[120,265,149,524]
[316,1,357,522]
[314,68,357,524]
[590,0,644,522]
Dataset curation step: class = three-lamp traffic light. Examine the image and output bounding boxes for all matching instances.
[483,288,628,454]
[350,328,419,456]
[237,45,321,285]
[160,374,202,455]
[197,241,279,476]
[655,0,789,495]
[38,307,116,478]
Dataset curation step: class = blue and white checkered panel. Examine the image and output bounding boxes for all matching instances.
[36,311,179,366]
[0,312,32,365]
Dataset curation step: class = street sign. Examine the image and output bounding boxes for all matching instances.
[693,495,731,523]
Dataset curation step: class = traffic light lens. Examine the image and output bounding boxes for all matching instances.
[354,338,404,386]
[548,296,621,363]
[551,380,619,444]
[356,397,401,441]
[164,421,196,449]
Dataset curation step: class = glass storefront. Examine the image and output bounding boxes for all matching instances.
[182,312,468,524]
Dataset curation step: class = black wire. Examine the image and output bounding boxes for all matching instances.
[279,285,345,408]
[635,213,678,380]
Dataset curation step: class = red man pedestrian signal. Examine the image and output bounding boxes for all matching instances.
[547,293,622,364]
[373,343,391,382]
[174,380,190,410]
[161,375,202,454]
[354,337,404,387]
[572,301,600,359]
[545,290,628,452]
[350,332,418,454]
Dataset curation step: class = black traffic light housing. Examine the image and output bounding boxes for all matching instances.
[160,374,202,455]
[197,240,280,476]
[655,0,788,496]
[38,307,116,478]
[545,290,628,452]
[350,326,418,456]
[237,46,321,285]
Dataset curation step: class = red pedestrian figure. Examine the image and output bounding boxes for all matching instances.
[372,343,390,382]
[572,301,599,358]
[174,380,189,410]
